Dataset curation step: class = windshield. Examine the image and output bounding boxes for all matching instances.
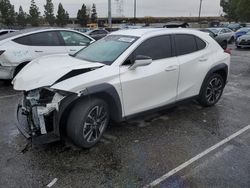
[75,35,138,65]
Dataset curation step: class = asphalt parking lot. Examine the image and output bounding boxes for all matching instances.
[0,46,250,188]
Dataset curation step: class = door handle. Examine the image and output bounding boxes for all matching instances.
[165,65,178,72]
[70,49,77,52]
[35,50,43,53]
[199,57,208,62]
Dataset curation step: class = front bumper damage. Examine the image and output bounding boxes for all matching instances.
[16,89,67,144]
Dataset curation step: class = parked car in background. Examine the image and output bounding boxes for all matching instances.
[85,29,109,40]
[13,28,230,148]
[200,28,234,49]
[227,23,242,32]
[0,28,94,80]
[235,27,250,39]
[0,29,17,36]
[236,31,250,48]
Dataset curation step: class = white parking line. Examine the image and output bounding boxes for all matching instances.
[0,94,21,99]
[47,178,58,187]
[144,124,250,188]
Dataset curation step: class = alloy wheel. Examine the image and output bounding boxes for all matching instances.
[206,77,223,104]
[82,105,108,143]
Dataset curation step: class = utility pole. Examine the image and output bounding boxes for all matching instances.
[108,0,112,28]
[134,0,137,24]
[198,0,203,27]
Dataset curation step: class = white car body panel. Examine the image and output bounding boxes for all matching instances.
[120,56,179,116]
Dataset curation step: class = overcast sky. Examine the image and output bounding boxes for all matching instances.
[10,0,223,18]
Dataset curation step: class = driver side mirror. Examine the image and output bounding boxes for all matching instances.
[129,55,152,70]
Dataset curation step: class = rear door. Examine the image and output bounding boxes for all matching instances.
[120,35,179,116]
[59,31,92,55]
[174,34,209,100]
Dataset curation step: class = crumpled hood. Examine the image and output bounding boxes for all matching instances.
[13,54,104,91]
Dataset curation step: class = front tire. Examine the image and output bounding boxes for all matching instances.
[66,98,110,148]
[198,73,225,107]
[229,36,234,44]
[221,40,228,50]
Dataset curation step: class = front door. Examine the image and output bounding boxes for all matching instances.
[120,35,179,116]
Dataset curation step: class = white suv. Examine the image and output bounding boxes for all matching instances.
[0,28,94,80]
[13,28,230,148]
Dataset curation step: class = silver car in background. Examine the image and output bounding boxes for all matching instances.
[236,31,250,48]
[200,28,235,49]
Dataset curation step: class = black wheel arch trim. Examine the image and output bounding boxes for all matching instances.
[54,83,123,136]
[199,63,228,95]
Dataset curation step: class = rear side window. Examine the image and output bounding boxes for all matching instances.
[196,37,206,50]
[133,35,172,60]
[14,31,61,46]
[175,34,206,56]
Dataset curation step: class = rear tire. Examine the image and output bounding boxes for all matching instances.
[66,98,110,148]
[198,73,225,107]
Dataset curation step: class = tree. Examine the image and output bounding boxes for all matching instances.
[220,0,238,21]
[29,0,40,26]
[17,6,27,27]
[236,0,250,22]
[56,3,69,27]
[220,0,250,22]
[0,0,16,26]
[77,3,89,26]
[91,4,97,23]
[44,0,55,26]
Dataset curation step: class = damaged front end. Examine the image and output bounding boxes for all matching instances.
[17,88,70,144]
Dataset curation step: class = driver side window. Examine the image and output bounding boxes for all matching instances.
[124,35,172,65]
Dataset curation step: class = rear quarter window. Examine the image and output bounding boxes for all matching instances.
[196,37,206,50]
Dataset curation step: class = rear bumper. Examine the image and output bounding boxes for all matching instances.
[0,65,15,80]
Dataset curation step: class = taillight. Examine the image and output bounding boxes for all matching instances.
[0,50,5,56]
[224,48,231,55]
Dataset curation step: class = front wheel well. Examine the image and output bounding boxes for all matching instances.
[59,92,122,136]
[91,92,122,122]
